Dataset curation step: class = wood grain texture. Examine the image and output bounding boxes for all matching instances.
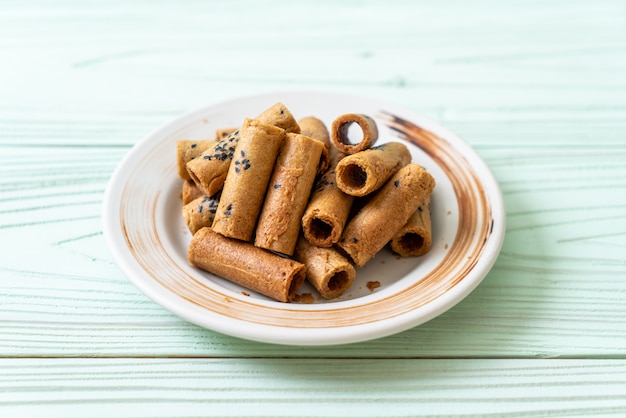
[2,359,626,417]
[1,0,626,415]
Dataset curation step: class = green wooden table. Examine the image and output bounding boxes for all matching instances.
[2,1,625,416]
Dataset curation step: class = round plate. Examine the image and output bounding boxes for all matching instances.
[102,91,505,346]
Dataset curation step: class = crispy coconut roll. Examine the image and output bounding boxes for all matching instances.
[298,116,331,175]
[330,113,378,155]
[390,197,432,257]
[301,153,354,248]
[294,236,355,300]
[211,119,285,242]
[176,140,217,180]
[335,142,411,197]
[188,227,306,302]
[186,103,300,196]
[181,179,204,205]
[182,194,220,235]
[336,163,435,267]
[254,133,324,256]
[215,127,238,140]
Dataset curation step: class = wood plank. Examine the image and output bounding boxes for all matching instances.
[1,358,626,417]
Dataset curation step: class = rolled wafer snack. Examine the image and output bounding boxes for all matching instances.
[298,116,331,175]
[335,142,411,197]
[215,127,237,140]
[254,133,324,256]
[330,113,378,155]
[176,140,216,180]
[336,163,436,267]
[188,227,306,302]
[390,197,432,257]
[256,102,301,134]
[212,119,285,242]
[186,103,299,196]
[301,153,354,248]
[294,236,356,300]
[181,179,204,205]
[182,194,220,235]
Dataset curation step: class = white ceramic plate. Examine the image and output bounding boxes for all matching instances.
[102,91,505,346]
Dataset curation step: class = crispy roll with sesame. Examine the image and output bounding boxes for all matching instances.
[176,140,216,180]
[335,142,411,197]
[301,153,354,248]
[337,163,435,267]
[212,119,285,242]
[254,133,324,256]
[182,194,220,235]
[298,116,331,175]
[390,197,432,257]
[181,179,204,205]
[295,236,355,300]
[186,103,299,196]
[215,127,237,140]
[256,102,301,134]
[330,113,378,155]
[189,227,306,302]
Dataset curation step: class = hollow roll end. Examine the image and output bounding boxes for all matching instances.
[330,113,379,155]
[390,230,432,257]
[319,264,356,300]
[335,160,370,197]
[301,211,343,248]
[294,237,356,300]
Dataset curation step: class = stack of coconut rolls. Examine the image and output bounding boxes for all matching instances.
[175,103,436,303]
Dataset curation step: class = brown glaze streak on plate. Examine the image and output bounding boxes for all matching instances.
[117,107,495,330]
[381,112,493,292]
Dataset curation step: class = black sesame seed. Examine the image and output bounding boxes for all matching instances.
[351,237,358,243]
[224,203,232,216]
[394,180,400,187]
[273,184,281,189]
[198,205,204,213]
[191,143,197,148]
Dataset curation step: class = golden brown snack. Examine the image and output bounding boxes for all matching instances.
[330,113,378,155]
[256,102,301,134]
[294,236,355,300]
[336,163,436,267]
[185,129,241,196]
[186,103,299,196]
[390,197,432,257]
[335,142,411,197]
[181,179,204,205]
[301,153,354,248]
[176,140,216,180]
[215,127,237,140]
[298,116,331,175]
[182,194,220,235]
[211,119,285,241]
[188,227,306,302]
[254,133,324,256]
